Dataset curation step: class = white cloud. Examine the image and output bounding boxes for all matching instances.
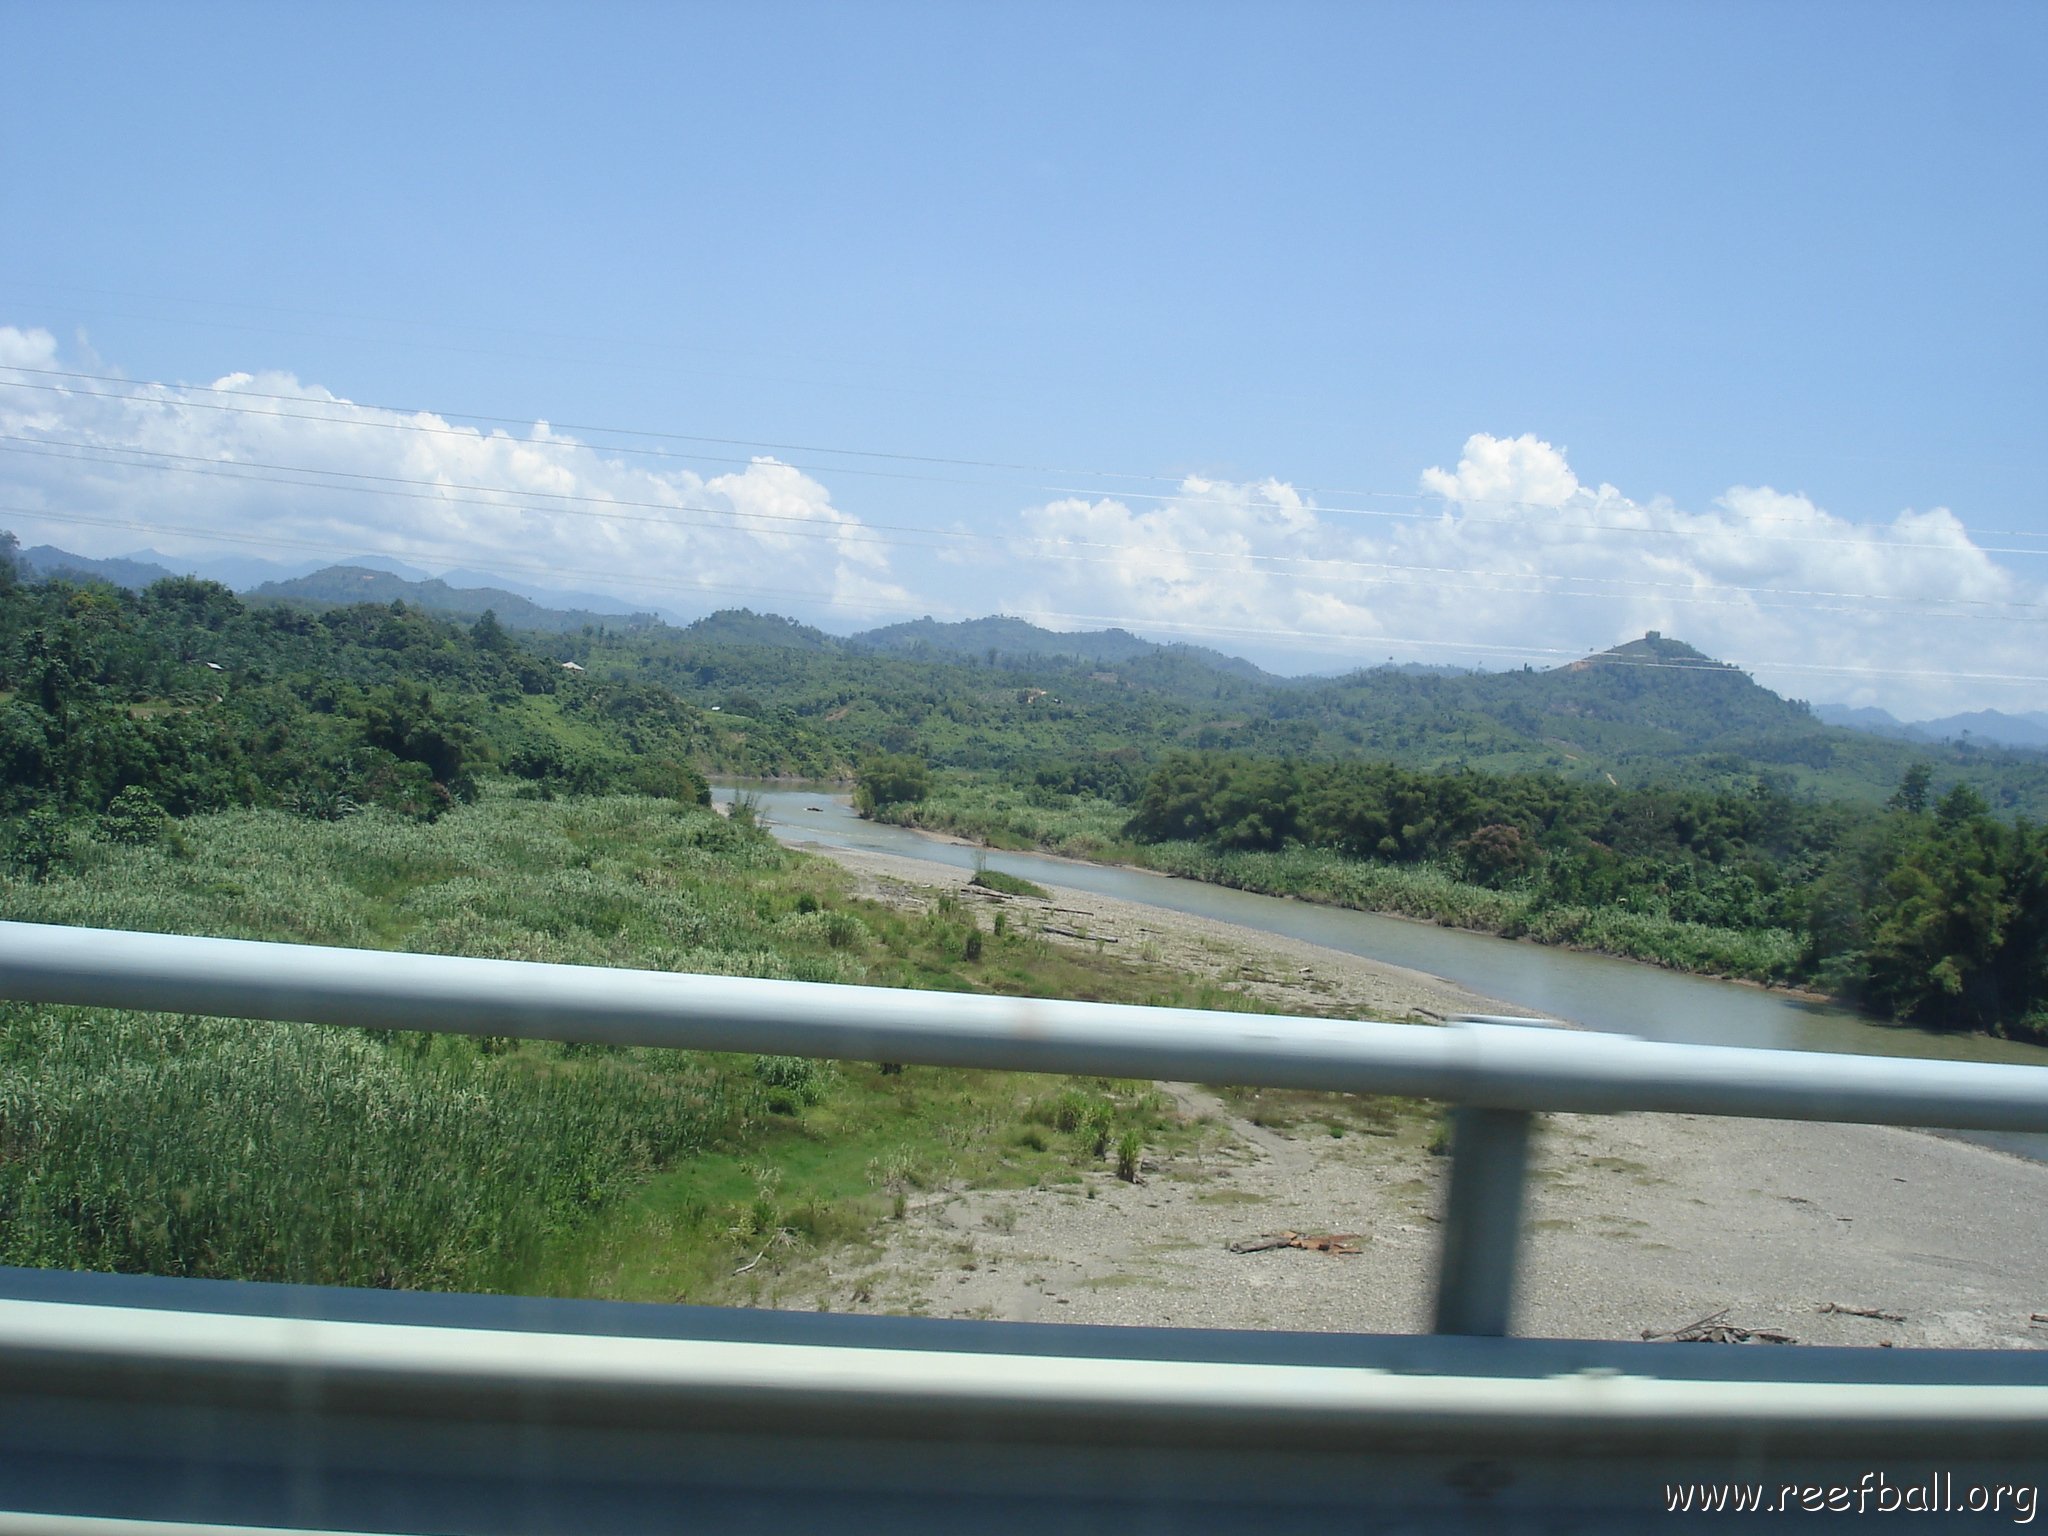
[0,327,59,369]
[3,327,2039,716]
[1420,432,1583,510]
[993,432,2048,716]
[0,327,909,619]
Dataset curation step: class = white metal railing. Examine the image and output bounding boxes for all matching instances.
[6,918,2048,1338]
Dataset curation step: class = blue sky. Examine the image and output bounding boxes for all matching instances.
[3,1,2044,713]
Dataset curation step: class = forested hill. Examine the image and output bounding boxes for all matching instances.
[20,545,181,590]
[0,543,836,839]
[671,610,1281,698]
[848,615,1276,683]
[247,566,662,634]
[10,531,2047,816]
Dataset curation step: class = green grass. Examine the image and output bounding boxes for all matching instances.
[0,787,1281,1301]
[499,1069,1192,1304]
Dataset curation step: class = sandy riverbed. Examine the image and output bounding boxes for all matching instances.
[787,841,2048,1351]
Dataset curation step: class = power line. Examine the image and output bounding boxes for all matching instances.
[6,435,2042,624]
[6,363,2045,549]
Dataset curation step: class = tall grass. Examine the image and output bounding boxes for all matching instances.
[0,790,887,1290]
[0,1004,732,1289]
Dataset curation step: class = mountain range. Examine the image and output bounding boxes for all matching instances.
[14,541,2045,758]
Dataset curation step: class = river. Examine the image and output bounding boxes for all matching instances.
[717,786,2048,1156]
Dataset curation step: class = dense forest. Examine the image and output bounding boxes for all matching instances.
[559,615,2048,817]
[1111,752,2048,1037]
[0,534,844,852]
[30,546,2048,813]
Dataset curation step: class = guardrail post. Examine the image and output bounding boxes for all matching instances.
[1431,1105,1533,1337]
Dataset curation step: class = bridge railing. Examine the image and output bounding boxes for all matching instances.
[7,917,2048,1339]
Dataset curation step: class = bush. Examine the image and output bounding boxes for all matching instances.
[751,1054,833,1110]
[98,786,170,846]
[969,867,1050,901]
[1088,1106,1114,1160]
[629,757,711,805]
[1115,1129,1143,1183]
[6,807,70,880]
[853,754,931,816]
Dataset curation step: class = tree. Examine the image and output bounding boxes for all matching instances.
[1889,763,1933,816]
[1859,811,2013,1028]
[854,754,930,816]
[470,609,514,655]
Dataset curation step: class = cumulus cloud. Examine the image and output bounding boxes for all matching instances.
[1419,432,1583,509]
[0,327,910,619]
[992,432,2047,716]
[3,325,2039,715]
[0,327,59,369]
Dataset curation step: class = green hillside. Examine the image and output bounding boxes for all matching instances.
[850,614,1274,684]
[248,565,661,634]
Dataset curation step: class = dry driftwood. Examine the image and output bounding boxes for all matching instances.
[1642,1308,1797,1346]
[1229,1230,1362,1256]
[1818,1302,1906,1323]
[1041,925,1116,942]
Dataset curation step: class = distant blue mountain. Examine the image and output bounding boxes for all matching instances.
[1813,703,1928,741]
[1915,710,2048,751]
[20,546,180,590]
[1817,702,2048,753]
[246,566,660,634]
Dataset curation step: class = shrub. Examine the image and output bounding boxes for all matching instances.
[1087,1107,1114,1160]
[1115,1129,1143,1183]
[750,1054,833,1110]
[98,786,170,846]
[853,754,930,816]
[968,868,1050,901]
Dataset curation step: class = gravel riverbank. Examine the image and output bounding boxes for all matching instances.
[790,840,2048,1350]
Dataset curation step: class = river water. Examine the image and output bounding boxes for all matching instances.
[717,786,2048,1155]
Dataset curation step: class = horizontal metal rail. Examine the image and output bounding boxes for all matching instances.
[6,920,2048,1130]
[2,1269,2045,1532]
[9,1293,2048,1439]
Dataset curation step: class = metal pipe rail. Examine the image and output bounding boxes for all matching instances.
[2,1267,2046,1533]
[6,920,2047,1129]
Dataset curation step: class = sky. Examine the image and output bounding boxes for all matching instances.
[2,0,2044,717]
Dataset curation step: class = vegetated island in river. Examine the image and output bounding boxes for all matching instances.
[861,751,2048,1045]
